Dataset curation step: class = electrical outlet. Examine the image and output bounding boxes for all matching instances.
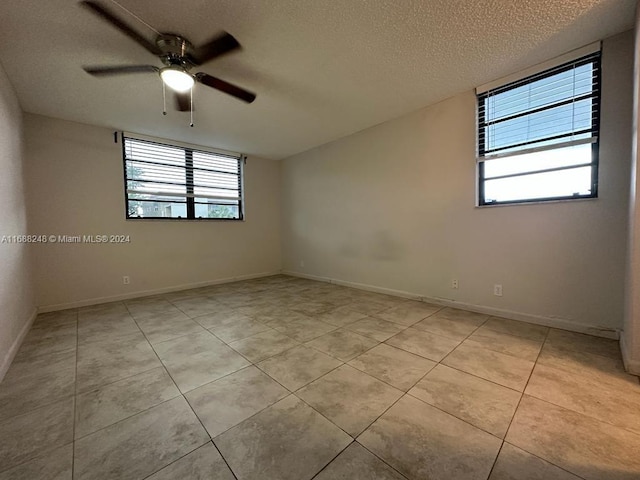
[451,279,459,289]
[494,284,503,296]
[123,276,130,285]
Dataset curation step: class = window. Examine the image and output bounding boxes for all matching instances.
[123,134,244,220]
[477,50,601,205]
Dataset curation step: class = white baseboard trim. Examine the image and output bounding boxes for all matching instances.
[38,271,281,313]
[283,270,619,340]
[0,307,38,382]
[620,333,640,375]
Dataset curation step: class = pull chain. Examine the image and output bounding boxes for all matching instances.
[162,81,167,115]
[190,87,194,127]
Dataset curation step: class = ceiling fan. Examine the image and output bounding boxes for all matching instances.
[79,0,256,116]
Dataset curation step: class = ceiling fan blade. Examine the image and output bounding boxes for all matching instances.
[80,1,162,56]
[189,32,241,65]
[83,65,159,76]
[174,92,190,111]
[196,73,256,103]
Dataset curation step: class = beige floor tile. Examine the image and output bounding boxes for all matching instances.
[442,344,534,391]
[185,366,288,437]
[126,302,184,321]
[545,329,620,359]
[482,317,549,341]
[78,302,128,319]
[317,306,369,327]
[32,310,77,329]
[14,321,76,361]
[373,301,441,326]
[0,443,73,480]
[257,345,342,390]
[537,342,639,388]
[413,308,487,341]
[434,307,490,323]
[209,317,272,343]
[525,362,640,435]
[297,364,403,436]
[272,316,337,342]
[348,344,436,391]
[77,314,140,345]
[359,395,502,480]
[154,331,249,393]
[228,329,300,363]
[0,398,74,471]
[506,395,640,480]
[214,395,352,480]
[136,311,205,344]
[146,442,235,480]
[73,397,209,480]
[76,332,161,393]
[4,277,637,480]
[409,364,521,438]
[314,442,406,480]
[171,296,225,317]
[75,367,180,438]
[306,329,379,361]
[290,300,335,316]
[192,310,250,330]
[385,327,460,362]
[345,299,391,316]
[234,303,281,318]
[489,443,582,480]
[0,349,76,422]
[464,328,543,362]
[345,318,405,342]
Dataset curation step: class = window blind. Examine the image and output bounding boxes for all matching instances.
[477,51,600,162]
[123,135,244,220]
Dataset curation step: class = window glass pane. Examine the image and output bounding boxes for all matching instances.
[194,200,239,219]
[127,200,188,218]
[484,166,593,203]
[484,143,592,179]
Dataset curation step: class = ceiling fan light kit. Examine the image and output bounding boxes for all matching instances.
[79,0,256,126]
[160,67,194,93]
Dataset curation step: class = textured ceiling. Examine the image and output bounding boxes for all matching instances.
[0,0,635,159]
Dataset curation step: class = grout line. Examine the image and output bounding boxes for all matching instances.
[486,327,552,479]
[498,441,590,480]
[6,276,627,480]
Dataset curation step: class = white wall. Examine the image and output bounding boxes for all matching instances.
[0,62,35,380]
[281,31,634,337]
[25,114,282,310]
[622,6,640,375]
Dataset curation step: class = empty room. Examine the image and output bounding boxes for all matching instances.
[1,0,640,479]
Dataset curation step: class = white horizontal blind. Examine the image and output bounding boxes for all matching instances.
[123,135,244,219]
[477,52,600,162]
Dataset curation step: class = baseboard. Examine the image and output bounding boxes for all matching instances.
[38,270,281,313]
[620,333,640,375]
[283,270,619,340]
[0,307,38,382]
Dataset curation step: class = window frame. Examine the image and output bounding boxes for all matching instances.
[121,133,245,221]
[476,51,602,207]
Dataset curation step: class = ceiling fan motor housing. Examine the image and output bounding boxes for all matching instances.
[156,34,195,68]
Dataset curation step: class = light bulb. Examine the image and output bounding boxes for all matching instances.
[160,67,194,92]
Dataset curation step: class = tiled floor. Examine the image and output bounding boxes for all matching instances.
[1,275,640,480]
